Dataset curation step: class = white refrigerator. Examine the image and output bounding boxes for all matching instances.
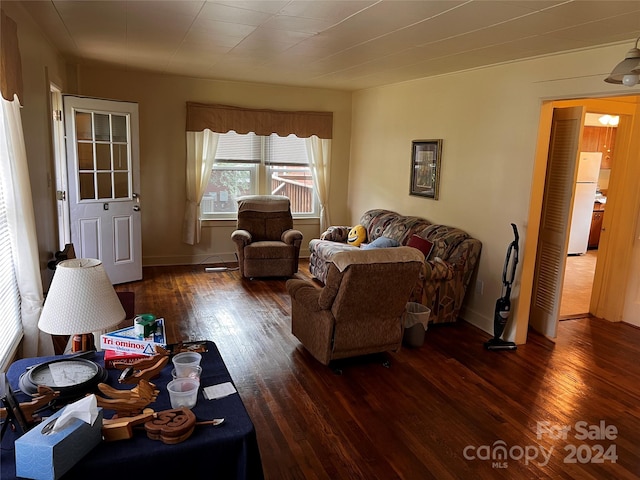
[568,152,601,255]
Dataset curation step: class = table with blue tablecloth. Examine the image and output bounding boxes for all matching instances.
[1,341,264,479]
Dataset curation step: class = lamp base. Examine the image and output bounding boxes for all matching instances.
[72,333,95,353]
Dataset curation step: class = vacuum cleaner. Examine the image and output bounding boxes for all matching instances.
[484,223,519,351]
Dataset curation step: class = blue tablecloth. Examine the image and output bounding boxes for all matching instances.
[1,341,264,479]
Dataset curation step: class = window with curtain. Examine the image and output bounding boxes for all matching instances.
[201,131,317,219]
[183,103,332,244]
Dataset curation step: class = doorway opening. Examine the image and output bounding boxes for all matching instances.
[519,94,638,344]
[560,250,597,317]
[560,112,618,318]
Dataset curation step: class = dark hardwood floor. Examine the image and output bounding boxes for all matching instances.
[115,262,640,479]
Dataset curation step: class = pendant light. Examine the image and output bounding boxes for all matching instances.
[604,37,640,86]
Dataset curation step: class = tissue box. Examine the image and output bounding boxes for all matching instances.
[15,408,103,480]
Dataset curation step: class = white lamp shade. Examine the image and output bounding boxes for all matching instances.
[38,258,126,335]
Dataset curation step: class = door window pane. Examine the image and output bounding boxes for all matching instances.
[79,173,95,199]
[96,143,111,170]
[114,173,129,198]
[75,112,92,140]
[77,143,94,170]
[112,115,127,142]
[94,114,110,141]
[113,144,128,170]
[97,172,112,199]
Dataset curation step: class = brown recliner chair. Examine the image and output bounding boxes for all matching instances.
[231,195,303,278]
[286,247,424,366]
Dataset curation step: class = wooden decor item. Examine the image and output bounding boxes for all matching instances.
[95,379,159,417]
[102,409,156,442]
[144,407,196,444]
[0,385,59,426]
[116,354,169,385]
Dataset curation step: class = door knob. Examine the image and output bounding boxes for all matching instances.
[133,205,140,212]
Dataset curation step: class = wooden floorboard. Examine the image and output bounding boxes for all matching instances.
[115,262,640,479]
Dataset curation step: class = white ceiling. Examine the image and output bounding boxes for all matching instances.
[17,0,640,91]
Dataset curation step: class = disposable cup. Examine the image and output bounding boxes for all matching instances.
[172,351,202,377]
[167,378,199,409]
[171,365,201,381]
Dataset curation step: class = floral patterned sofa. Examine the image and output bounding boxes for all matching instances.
[308,209,482,324]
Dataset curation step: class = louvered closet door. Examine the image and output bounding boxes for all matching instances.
[529,106,584,339]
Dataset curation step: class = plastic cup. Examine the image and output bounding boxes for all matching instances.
[167,378,199,409]
[172,351,202,377]
[171,365,201,381]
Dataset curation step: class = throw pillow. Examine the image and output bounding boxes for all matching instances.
[347,224,367,246]
[361,236,400,250]
[407,234,434,258]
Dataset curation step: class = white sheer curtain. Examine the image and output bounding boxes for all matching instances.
[182,129,219,245]
[0,94,53,358]
[305,135,332,231]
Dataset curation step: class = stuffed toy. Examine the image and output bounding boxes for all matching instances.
[347,224,367,247]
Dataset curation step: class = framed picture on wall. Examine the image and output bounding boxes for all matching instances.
[410,139,442,199]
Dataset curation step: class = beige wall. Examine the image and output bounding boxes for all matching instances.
[349,43,638,339]
[71,67,352,265]
[3,2,67,288]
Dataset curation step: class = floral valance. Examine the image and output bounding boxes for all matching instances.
[1,10,23,103]
[186,102,333,139]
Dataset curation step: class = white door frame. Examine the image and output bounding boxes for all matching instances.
[50,84,70,250]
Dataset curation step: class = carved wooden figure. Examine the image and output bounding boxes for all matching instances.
[94,379,159,417]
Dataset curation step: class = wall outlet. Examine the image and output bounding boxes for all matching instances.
[475,280,484,295]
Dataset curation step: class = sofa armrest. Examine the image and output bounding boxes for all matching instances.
[282,229,303,246]
[424,257,455,281]
[231,229,252,247]
[320,226,351,242]
[286,279,324,312]
[445,238,482,286]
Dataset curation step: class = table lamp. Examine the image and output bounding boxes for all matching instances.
[38,258,126,352]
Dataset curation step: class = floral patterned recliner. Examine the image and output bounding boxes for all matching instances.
[308,209,482,324]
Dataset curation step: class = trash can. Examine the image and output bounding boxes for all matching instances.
[403,302,430,347]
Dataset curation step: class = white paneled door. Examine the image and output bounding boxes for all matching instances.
[63,96,141,284]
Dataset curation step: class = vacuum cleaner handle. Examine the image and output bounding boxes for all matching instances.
[502,223,519,288]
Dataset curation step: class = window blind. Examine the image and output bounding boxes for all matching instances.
[214,131,261,163]
[265,134,308,166]
[0,169,22,368]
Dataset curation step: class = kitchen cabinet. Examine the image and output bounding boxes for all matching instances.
[588,204,605,249]
[582,126,616,169]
